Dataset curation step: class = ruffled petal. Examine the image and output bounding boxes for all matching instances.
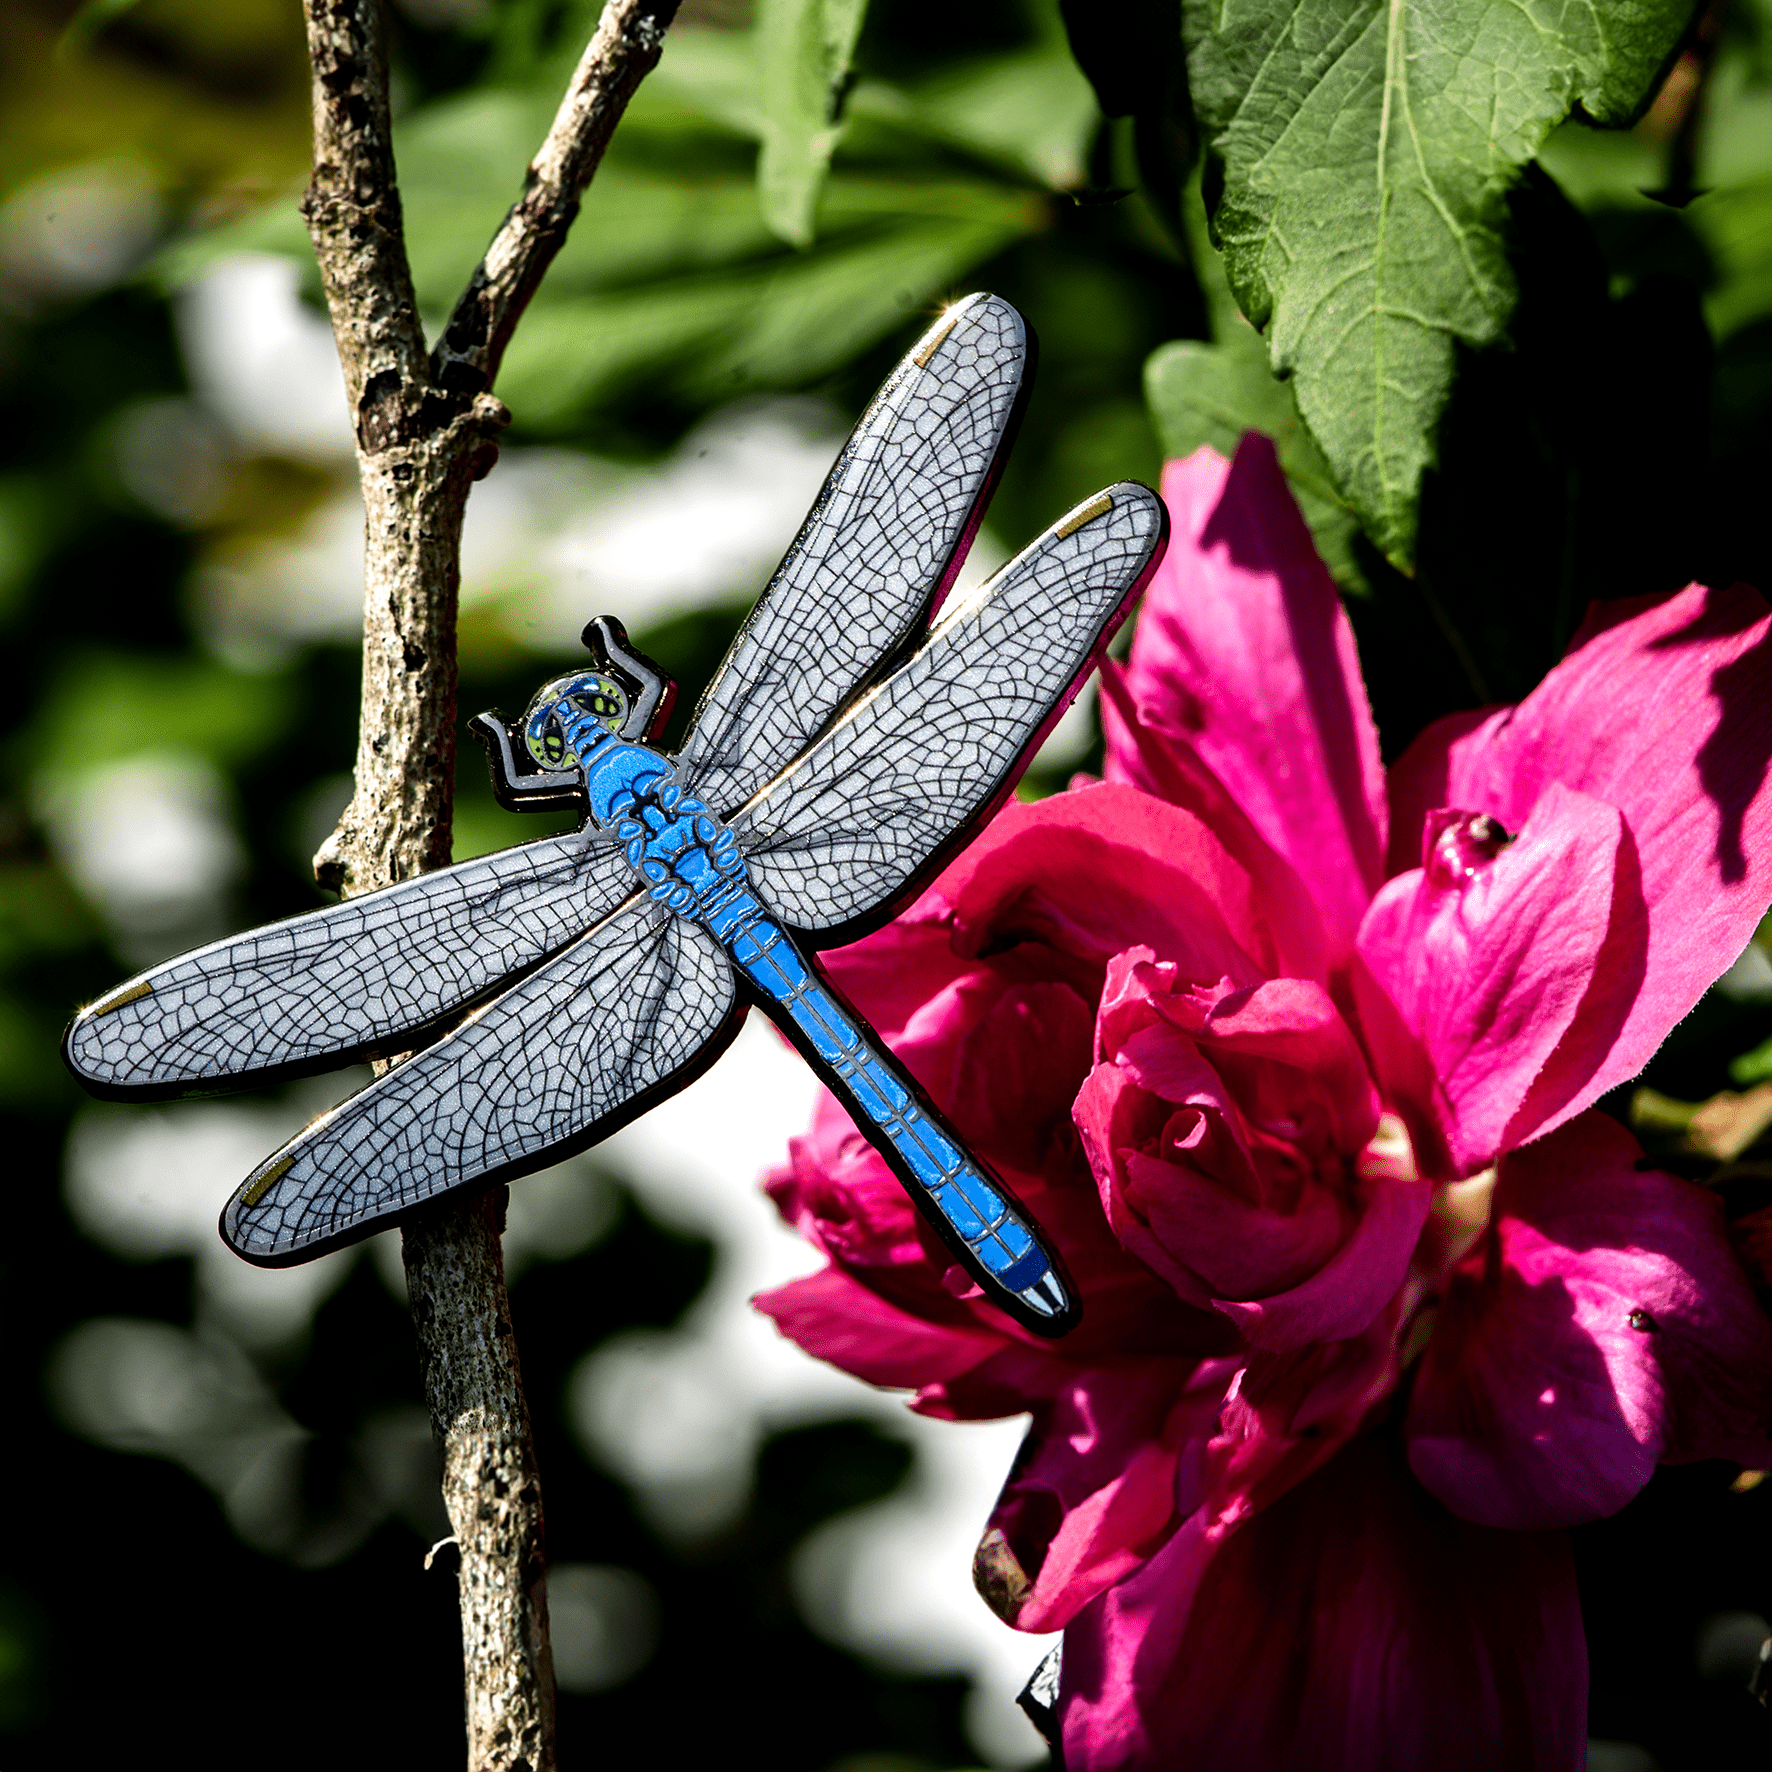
[978,1356,1235,1633]
[1388,582,1772,1142]
[1081,949,1417,1350]
[1100,661,1330,983]
[1357,781,1626,1173]
[1119,437,1387,949]
[772,942,1223,1362]
[941,786,1280,987]
[818,915,975,1042]
[1058,1437,1586,1772]
[1215,1175,1430,1352]
[1407,1111,1772,1530]
[1195,1308,1405,1535]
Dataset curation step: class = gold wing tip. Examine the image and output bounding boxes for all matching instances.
[239,1153,296,1209]
[84,977,155,1019]
[1054,493,1114,539]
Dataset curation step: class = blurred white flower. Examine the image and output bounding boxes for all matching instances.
[193,483,367,665]
[64,1096,362,1349]
[548,1563,662,1693]
[41,750,244,964]
[531,399,846,644]
[0,160,161,303]
[178,255,353,461]
[47,1317,438,1566]
[576,1015,1050,1768]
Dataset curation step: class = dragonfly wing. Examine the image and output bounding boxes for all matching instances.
[678,293,1030,817]
[65,830,631,1098]
[222,893,740,1264]
[735,483,1168,941]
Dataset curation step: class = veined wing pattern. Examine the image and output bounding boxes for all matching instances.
[63,290,1165,1336]
[65,830,632,1097]
[678,292,1028,818]
[223,895,739,1263]
[735,483,1168,941]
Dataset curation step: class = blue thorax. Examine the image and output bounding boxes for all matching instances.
[564,706,751,928]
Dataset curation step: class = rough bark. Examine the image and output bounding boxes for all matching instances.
[294,1,678,1763]
[405,1192,553,1770]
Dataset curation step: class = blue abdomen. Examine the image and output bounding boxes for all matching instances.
[727,912,1049,1293]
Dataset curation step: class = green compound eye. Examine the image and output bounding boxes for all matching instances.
[520,671,630,770]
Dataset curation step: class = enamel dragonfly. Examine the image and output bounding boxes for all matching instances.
[63,293,1168,1338]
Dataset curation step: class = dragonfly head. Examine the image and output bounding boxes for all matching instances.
[522,670,629,769]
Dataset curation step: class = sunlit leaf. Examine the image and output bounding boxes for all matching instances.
[641,22,768,140]
[1145,168,1363,588]
[877,41,1099,189]
[756,0,871,247]
[1182,0,1694,568]
[1689,178,1772,341]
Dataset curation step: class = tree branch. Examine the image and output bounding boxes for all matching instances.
[295,1,680,1764]
[432,0,682,394]
[300,0,427,427]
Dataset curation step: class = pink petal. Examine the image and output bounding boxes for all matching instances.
[768,1100,932,1280]
[1388,582,1772,1142]
[1183,974,1382,1154]
[818,916,973,1042]
[1119,437,1388,949]
[984,1357,1236,1632]
[1100,661,1330,983]
[1407,1111,1772,1530]
[1119,1140,1348,1305]
[940,786,1280,988]
[1082,952,1418,1350]
[939,979,1095,1175]
[1215,1174,1430,1352]
[772,948,1227,1363]
[1357,781,1625,1173]
[1385,706,1506,879]
[1058,1437,1586,1771]
[1195,1308,1405,1535]
[757,1266,1008,1392]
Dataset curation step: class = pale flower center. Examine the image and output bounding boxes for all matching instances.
[1428,1165,1499,1273]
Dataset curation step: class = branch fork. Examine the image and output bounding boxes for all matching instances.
[293,3,680,1763]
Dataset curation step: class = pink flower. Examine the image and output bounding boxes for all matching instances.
[757,434,1772,1768]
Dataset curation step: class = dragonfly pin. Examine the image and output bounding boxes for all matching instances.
[64,293,1168,1338]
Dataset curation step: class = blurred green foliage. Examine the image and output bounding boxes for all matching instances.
[3,0,1772,1767]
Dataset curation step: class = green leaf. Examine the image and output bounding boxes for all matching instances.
[872,43,1100,189]
[1731,1031,1772,1087]
[1182,0,1695,568]
[756,0,872,247]
[645,25,769,139]
[1146,336,1366,590]
[1145,168,1365,589]
[21,651,295,782]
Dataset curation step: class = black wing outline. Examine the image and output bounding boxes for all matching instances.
[677,292,1032,817]
[733,484,1169,945]
[221,893,742,1265]
[64,830,631,1099]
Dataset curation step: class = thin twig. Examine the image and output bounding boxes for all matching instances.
[294,0,680,1763]
[433,0,682,394]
